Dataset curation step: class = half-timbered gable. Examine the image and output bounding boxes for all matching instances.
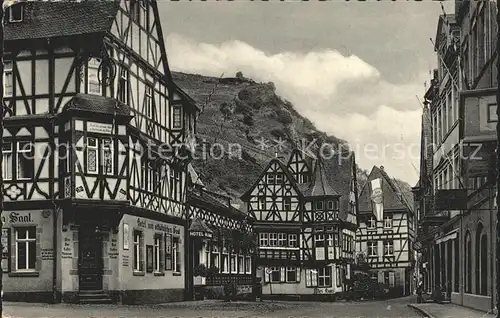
[356,165,414,296]
[242,159,302,224]
[241,149,359,300]
[2,0,197,304]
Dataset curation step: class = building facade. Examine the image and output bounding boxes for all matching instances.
[185,167,256,301]
[2,0,197,304]
[356,166,415,297]
[241,148,358,300]
[415,0,498,312]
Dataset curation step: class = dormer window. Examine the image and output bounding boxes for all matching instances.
[7,4,23,23]
[315,200,324,211]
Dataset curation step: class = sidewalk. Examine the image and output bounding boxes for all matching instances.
[408,302,496,318]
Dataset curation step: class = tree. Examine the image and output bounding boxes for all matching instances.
[235,71,244,80]
[243,114,254,127]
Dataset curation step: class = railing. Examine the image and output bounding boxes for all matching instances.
[206,273,253,286]
[258,248,300,260]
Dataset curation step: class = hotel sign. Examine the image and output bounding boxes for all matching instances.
[87,122,113,135]
[189,231,213,239]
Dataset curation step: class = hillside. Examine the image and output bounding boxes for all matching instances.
[172,71,414,209]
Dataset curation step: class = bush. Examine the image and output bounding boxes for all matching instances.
[223,282,237,302]
[193,264,208,277]
[270,128,287,140]
[275,109,293,125]
[207,265,219,277]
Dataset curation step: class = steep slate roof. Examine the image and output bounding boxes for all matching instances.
[62,94,131,116]
[188,188,249,220]
[187,164,205,188]
[5,1,119,41]
[302,159,340,197]
[188,217,213,234]
[358,166,412,215]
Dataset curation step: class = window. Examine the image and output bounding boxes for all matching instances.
[7,4,23,23]
[327,200,337,210]
[145,86,153,118]
[288,234,297,248]
[173,106,182,129]
[283,197,291,211]
[315,201,324,210]
[270,267,281,282]
[4,61,13,97]
[102,139,113,175]
[383,215,392,228]
[278,233,287,247]
[17,141,34,180]
[315,231,325,248]
[465,231,472,293]
[230,254,236,273]
[87,137,98,173]
[66,143,71,172]
[238,255,244,273]
[259,233,268,247]
[384,271,395,287]
[173,237,181,273]
[275,173,283,184]
[245,256,251,274]
[133,230,143,271]
[258,197,266,210]
[269,233,277,247]
[318,267,331,287]
[286,267,297,282]
[88,58,101,95]
[368,241,377,257]
[222,250,229,273]
[3,142,12,180]
[154,234,161,272]
[211,246,220,271]
[488,103,497,122]
[117,67,129,104]
[15,227,36,270]
[336,266,341,287]
[383,240,393,256]
[266,174,275,184]
[367,216,376,229]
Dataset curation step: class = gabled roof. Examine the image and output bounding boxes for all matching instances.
[302,159,340,197]
[434,14,457,52]
[187,164,205,188]
[4,0,119,41]
[358,166,413,214]
[62,94,131,116]
[240,158,302,201]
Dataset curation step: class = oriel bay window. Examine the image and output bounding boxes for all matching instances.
[15,227,36,271]
[86,137,115,174]
[86,137,98,173]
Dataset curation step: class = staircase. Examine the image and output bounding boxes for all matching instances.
[77,290,113,304]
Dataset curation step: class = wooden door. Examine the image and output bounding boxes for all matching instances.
[78,226,103,291]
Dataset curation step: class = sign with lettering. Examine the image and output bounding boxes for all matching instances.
[189,231,212,239]
[109,238,118,259]
[136,218,180,235]
[122,255,129,267]
[316,287,335,294]
[41,248,54,260]
[88,122,113,135]
[2,228,10,272]
[62,233,73,259]
[1,212,33,224]
[236,285,252,295]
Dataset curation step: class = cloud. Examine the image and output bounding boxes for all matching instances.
[166,33,421,184]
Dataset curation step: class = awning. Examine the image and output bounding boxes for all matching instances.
[189,218,213,239]
[435,230,458,244]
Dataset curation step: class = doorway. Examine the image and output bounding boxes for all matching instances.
[78,225,103,291]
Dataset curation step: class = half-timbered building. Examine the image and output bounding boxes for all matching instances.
[2,0,197,304]
[356,166,415,297]
[185,167,255,300]
[241,148,358,300]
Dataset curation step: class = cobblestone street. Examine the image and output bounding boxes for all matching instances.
[2,296,421,318]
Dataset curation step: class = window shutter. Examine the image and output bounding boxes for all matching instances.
[389,271,395,287]
[305,269,311,287]
[280,267,285,282]
[311,269,318,287]
[296,268,301,283]
[165,234,172,270]
[264,267,270,283]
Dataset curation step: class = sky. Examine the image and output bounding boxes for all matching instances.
[157,0,455,186]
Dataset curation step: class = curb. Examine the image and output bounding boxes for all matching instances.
[407,304,436,318]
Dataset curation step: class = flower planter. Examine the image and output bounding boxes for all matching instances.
[194,276,206,286]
